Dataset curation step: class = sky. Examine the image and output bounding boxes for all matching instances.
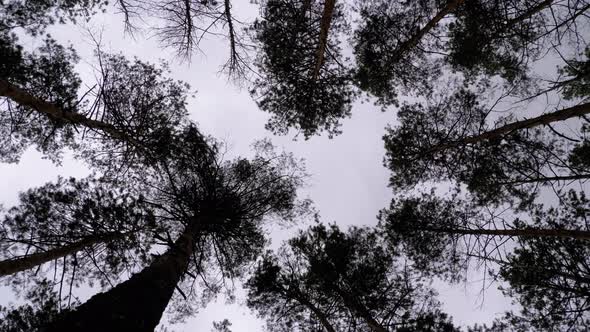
[0,1,518,330]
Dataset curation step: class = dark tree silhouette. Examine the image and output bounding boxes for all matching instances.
[497,191,590,330]
[0,32,189,170]
[251,0,590,137]
[448,0,590,82]
[247,224,459,332]
[353,0,463,106]
[45,130,310,331]
[380,190,590,282]
[0,0,107,35]
[383,88,590,207]
[250,0,356,138]
[0,281,73,332]
[0,177,157,288]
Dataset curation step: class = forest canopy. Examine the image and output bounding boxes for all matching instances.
[1,0,590,331]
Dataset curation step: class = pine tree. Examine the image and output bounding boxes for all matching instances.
[250,0,356,138]
[0,177,157,284]
[0,31,189,170]
[247,224,459,332]
[383,87,590,207]
[44,131,310,331]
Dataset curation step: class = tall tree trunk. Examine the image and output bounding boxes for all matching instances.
[0,233,122,277]
[295,294,337,332]
[312,0,336,80]
[427,227,590,240]
[46,223,200,332]
[332,287,387,332]
[391,0,465,61]
[223,0,239,70]
[0,79,141,147]
[425,102,590,155]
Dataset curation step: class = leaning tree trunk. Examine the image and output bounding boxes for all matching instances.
[0,233,122,277]
[312,0,336,80]
[291,289,337,332]
[45,222,200,332]
[427,227,590,241]
[504,0,553,27]
[0,79,141,146]
[426,102,590,155]
[391,0,465,61]
[332,286,387,332]
[497,174,590,186]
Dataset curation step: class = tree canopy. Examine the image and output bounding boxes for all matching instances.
[2,0,590,330]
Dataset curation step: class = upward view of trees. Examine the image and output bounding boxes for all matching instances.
[1,0,590,331]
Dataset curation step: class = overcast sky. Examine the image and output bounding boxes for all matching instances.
[0,1,518,330]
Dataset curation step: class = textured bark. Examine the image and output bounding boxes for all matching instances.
[391,0,465,61]
[46,223,199,332]
[426,227,590,240]
[0,233,120,277]
[311,0,336,80]
[425,102,590,155]
[0,79,142,147]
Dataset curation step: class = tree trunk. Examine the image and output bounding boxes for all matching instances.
[45,223,199,332]
[425,102,590,155]
[391,0,465,61]
[295,294,337,332]
[0,79,141,146]
[312,0,336,80]
[428,227,590,240]
[504,0,553,27]
[0,233,122,277]
[332,287,388,332]
[498,174,590,186]
[224,0,238,67]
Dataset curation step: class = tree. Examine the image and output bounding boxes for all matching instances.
[0,31,189,170]
[0,0,107,36]
[383,88,590,207]
[0,280,73,332]
[250,0,357,138]
[380,190,590,281]
[249,0,590,137]
[447,0,590,83]
[353,0,463,106]
[0,177,157,291]
[44,131,311,331]
[497,191,590,330]
[247,224,459,332]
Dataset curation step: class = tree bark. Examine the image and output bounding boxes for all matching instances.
[425,102,590,155]
[391,0,465,61]
[312,0,336,80]
[0,79,142,147]
[427,227,590,241]
[45,223,199,332]
[0,233,121,277]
